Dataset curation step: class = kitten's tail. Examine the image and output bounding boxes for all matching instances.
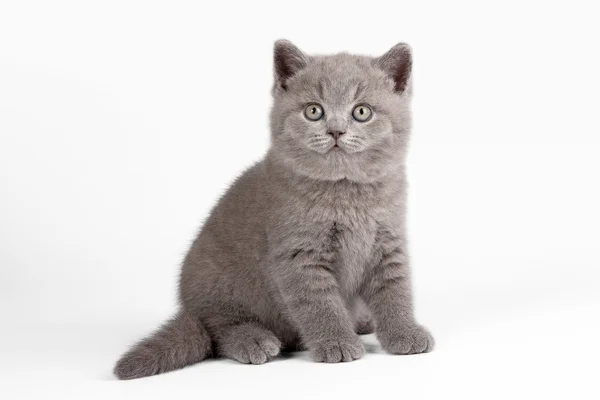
[114,310,212,380]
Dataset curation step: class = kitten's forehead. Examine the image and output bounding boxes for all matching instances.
[292,53,390,103]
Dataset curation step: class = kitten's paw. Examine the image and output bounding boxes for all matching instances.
[379,325,434,355]
[311,337,364,363]
[220,325,282,365]
[227,336,281,365]
[355,317,375,335]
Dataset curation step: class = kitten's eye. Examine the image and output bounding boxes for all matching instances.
[352,104,373,122]
[304,103,324,121]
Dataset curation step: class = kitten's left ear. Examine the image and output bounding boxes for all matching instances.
[274,39,310,90]
[374,43,412,93]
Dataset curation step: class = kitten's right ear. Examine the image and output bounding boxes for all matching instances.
[274,40,310,91]
[374,43,413,94]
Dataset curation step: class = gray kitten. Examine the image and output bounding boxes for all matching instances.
[114,40,434,380]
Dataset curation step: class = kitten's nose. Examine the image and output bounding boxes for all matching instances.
[327,130,345,141]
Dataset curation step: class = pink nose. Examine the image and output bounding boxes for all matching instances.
[328,130,345,141]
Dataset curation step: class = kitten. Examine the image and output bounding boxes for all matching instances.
[114,40,434,380]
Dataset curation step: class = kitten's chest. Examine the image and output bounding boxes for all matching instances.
[329,206,380,295]
[285,179,394,294]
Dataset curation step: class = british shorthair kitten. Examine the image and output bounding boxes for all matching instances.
[114,40,433,379]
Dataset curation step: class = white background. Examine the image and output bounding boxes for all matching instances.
[1,1,599,399]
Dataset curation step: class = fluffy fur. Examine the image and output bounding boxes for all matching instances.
[114,40,433,380]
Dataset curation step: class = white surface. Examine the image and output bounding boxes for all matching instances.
[1,1,599,399]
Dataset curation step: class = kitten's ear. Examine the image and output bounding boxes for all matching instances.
[374,43,412,93]
[274,39,310,90]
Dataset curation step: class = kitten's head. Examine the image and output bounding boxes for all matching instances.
[270,40,413,183]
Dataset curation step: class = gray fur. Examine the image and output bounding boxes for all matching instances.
[114,40,433,380]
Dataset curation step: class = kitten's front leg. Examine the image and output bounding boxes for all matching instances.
[362,235,434,355]
[270,246,364,363]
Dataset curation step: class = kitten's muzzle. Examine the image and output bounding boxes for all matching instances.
[327,130,346,144]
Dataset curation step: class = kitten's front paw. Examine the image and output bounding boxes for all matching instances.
[311,336,364,363]
[379,325,434,355]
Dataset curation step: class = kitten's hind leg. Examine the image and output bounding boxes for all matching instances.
[215,322,282,364]
[352,297,375,335]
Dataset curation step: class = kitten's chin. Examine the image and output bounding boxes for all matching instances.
[270,141,395,183]
[327,146,362,155]
[334,144,364,155]
[279,152,389,184]
[307,142,363,155]
[308,143,343,155]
